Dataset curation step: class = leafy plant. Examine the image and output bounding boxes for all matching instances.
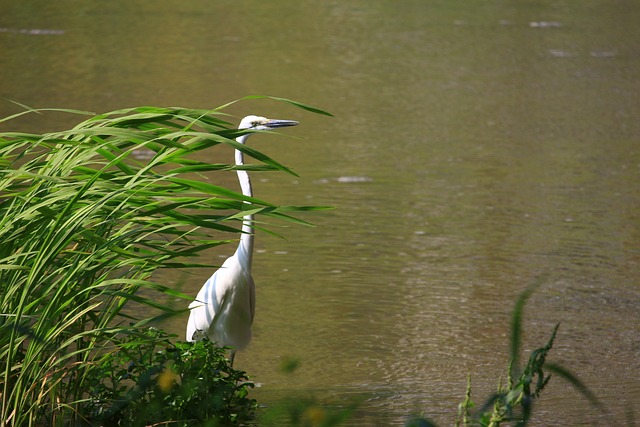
[0,99,329,426]
[452,278,604,427]
[83,328,256,426]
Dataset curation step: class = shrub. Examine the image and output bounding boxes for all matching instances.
[83,328,256,426]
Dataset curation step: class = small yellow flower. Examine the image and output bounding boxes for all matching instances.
[303,405,326,426]
[157,367,179,392]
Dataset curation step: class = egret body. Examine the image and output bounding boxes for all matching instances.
[186,115,298,363]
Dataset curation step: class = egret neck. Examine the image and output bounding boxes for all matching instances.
[235,134,254,270]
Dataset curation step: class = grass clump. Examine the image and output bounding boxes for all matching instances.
[0,99,329,426]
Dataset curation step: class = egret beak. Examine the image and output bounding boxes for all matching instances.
[265,119,299,129]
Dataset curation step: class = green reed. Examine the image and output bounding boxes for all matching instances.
[405,278,605,427]
[0,99,329,426]
[453,278,604,427]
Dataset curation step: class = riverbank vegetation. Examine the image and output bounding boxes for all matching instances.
[1,101,601,426]
[0,99,329,425]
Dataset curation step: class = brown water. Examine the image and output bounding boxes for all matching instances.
[2,1,639,425]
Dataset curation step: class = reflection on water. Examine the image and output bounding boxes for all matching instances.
[2,1,639,425]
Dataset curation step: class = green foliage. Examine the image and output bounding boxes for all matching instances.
[257,359,357,427]
[259,396,356,427]
[465,324,559,426]
[83,328,256,426]
[0,101,602,426]
[451,279,604,427]
[0,100,329,426]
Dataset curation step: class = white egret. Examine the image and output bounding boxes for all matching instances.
[186,115,299,364]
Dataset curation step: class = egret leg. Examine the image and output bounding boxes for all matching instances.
[230,350,236,367]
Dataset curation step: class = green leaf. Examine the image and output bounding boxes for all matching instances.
[236,95,334,117]
[509,274,547,381]
[545,363,605,411]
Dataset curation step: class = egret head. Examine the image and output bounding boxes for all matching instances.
[238,115,299,131]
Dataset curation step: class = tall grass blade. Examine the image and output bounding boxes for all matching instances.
[545,363,605,412]
[509,274,548,382]
[219,95,334,117]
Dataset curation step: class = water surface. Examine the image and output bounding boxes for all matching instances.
[1,1,639,425]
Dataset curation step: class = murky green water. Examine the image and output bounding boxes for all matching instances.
[2,1,639,425]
